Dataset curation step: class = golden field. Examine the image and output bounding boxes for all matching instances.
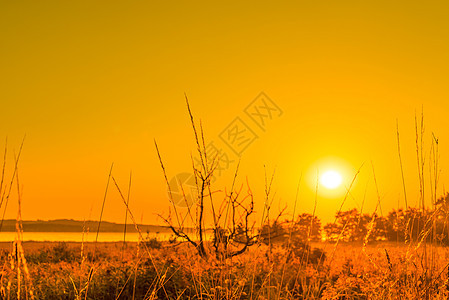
[0,237,448,299]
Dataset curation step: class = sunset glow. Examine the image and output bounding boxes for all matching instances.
[1,2,449,298]
[0,1,448,226]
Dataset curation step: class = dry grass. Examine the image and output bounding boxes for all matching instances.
[0,239,449,299]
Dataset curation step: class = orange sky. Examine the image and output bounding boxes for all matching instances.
[1,1,448,225]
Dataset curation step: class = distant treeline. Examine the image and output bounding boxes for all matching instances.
[260,193,449,244]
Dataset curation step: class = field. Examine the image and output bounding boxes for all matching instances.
[1,238,449,299]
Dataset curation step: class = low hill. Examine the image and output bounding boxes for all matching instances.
[0,219,175,233]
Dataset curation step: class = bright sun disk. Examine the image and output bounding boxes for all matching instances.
[320,170,343,189]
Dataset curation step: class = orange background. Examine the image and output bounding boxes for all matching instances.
[1,1,448,224]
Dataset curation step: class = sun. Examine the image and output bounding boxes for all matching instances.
[320,170,343,189]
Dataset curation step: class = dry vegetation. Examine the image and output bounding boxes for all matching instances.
[0,103,447,299]
[1,237,449,299]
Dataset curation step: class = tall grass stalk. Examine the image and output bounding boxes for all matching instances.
[277,174,302,298]
[397,119,408,209]
[111,175,169,299]
[0,136,25,233]
[85,163,113,299]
